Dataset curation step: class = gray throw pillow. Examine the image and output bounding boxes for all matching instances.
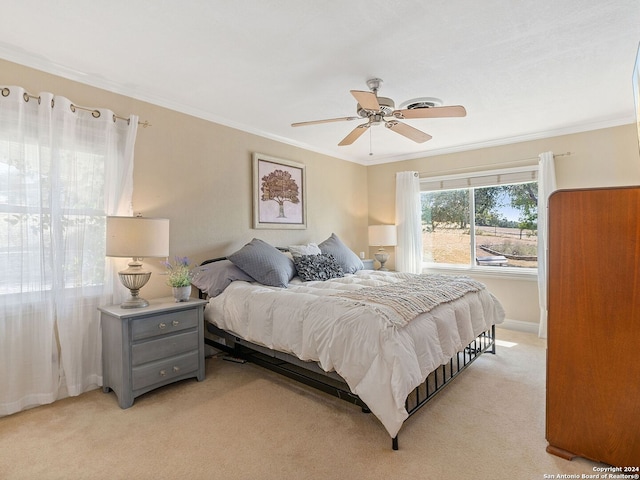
[293,254,344,282]
[318,233,364,274]
[190,260,255,297]
[228,238,296,288]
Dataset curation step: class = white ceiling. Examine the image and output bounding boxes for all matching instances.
[1,1,639,165]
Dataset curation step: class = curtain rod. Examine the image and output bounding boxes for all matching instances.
[509,151,572,162]
[416,151,571,177]
[2,87,151,128]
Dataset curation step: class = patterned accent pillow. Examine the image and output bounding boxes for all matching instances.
[318,233,364,274]
[294,254,345,282]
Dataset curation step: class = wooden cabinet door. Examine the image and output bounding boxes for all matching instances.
[547,187,640,466]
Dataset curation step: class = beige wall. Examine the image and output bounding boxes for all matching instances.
[367,125,640,325]
[2,59,369,300]
[5,57,640,327]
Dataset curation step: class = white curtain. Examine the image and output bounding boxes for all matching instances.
[395,171,423,273]
[537,151,557,339]
[0,86,137,415]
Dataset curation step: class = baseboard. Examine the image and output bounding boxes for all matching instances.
[498,318,539,334]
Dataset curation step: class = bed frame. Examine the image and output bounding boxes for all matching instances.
[198,257,497,450]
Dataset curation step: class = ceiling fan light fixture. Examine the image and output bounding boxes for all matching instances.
[370,114,385,125]
[400,97,443,110]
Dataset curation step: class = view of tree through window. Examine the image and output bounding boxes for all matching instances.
[421,182,538,269]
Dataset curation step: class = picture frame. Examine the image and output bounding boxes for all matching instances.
[634,41,640,154]
[253,153,306,229]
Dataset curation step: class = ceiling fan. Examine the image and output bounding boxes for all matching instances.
[291,78,467,146]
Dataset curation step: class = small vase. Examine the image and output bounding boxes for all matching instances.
[172,285,191,302]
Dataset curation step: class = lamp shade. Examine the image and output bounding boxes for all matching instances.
[106,216,170,258]
[368,225,397,247]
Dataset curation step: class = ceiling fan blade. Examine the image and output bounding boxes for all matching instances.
[393,105,467,119]
[350,90,380,111]
[291,116,359,127]
[385,120,432,143]
[338,123,370,146]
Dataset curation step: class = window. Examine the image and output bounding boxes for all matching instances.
[420,167,538,271]
[0,142,107,295]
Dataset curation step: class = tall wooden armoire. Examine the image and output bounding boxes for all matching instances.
[546,186,640,466]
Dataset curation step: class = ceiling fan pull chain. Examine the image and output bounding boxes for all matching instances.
[369,128,373,156]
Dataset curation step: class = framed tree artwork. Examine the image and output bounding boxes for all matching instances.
[253,153,307,229]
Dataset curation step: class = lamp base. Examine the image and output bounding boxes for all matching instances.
[120,295,150,309]
[374,249,390,271]
[117,261,152,309]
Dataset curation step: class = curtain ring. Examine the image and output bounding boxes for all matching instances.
[1,87,9,97]
[92,110,100,118]
[112,114,116,123]
[51,98,55,108]
[70,104,76,113]
[23,92,29,102]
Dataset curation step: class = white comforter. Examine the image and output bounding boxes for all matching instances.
[205,270,505,438]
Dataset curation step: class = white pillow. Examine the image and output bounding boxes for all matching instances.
[288,243,321,258]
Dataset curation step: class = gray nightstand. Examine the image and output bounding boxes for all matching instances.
[99,297,207,408]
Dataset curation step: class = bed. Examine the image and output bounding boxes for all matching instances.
[193,236,505,450]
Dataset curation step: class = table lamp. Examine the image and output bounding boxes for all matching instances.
[106,216,170,308]
[368,224,397,271]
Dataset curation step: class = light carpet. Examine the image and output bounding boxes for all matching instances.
[0,328,606,479]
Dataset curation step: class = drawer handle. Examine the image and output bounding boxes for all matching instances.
[158,322,166,329]
[173,366,180,373]
[159,369,167,377]
[172,320,179,327]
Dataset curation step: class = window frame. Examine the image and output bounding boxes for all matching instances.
[419,165,539,280]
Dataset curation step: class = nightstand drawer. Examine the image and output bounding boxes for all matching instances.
[131,309,198,341]
[131,329,198,366]
[132,350,199,390]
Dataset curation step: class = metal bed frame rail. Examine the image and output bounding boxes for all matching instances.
[205,322,496,450]
[399,324,496,449]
